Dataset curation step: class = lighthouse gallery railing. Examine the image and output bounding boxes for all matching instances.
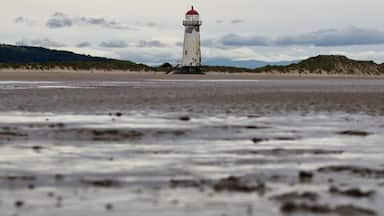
[183,20,202,26]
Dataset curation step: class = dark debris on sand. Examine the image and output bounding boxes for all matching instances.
[280,202,377,216]
[213,176,269,194]
[14,200,24,208]
[318,165,384,178]
[170,176,269,195]
[105,203,113,211]
[154,130,187,136]
[251,136,301,144]
[274,136,301,141]
[91,129,143,141]
[108,112,123,117]
[218,125,270,130]
[48,123,65,128]
[179,116,191,121]
[170,179,207,188]
[244,125,270,129]
[32,145,44,153]
[271,191,319,202]
[299,171,314,182]
[251,138,269,144]
[54,174,65,181]
[337,130,371,136]
[0,127,28,140]
[81,179,123,188]
[227,148,344,156]
[329,186,375,198]
[0,131,27,137]
[52,127,190,142]
[0,175,36,181]
[55,128,144,141]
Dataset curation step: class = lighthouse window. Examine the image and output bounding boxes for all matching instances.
[185,50,188,55]
[195,26,200,32]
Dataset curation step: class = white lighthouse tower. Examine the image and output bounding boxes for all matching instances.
[180,6,202,74]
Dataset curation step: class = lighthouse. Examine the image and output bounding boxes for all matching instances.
[180,6,202,74]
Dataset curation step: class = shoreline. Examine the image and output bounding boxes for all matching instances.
[0,69,383,81]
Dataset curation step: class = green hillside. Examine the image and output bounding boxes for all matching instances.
[0,44,151,71]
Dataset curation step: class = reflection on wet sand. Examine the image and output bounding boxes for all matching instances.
[0,111,383,216]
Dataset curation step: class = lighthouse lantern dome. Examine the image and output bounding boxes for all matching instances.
[186,6,199,15]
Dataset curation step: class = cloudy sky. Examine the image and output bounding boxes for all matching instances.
[2,0,384,64]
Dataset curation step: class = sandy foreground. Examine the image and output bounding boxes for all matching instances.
[0,70,384,216]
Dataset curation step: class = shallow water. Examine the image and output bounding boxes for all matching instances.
[0,79,383,216]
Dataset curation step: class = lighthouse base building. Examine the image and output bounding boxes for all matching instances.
[175,6,203,74]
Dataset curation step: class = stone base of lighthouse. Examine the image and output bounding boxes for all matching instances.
[172,66,204,74]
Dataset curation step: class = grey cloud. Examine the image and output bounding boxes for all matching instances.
[219,27,384,47]
[201,39,218,47]
[135,21,158,27]
[277,27,384,46]
[99,40,128,48]
[231,19,244,24]
[16,38,65,48]
[46,12,132,30]
[76,42,92,48]
[216,20,224,24]
[46,13,73,28]
[144,22,157,27]
[14,17,35,25]
[14,17,26,23]
[100,40,167,48]
[137,40,166,48]
[214,20,243,24]
[78,17,131,29]
[79,17,107,25]
[220,34,269,46]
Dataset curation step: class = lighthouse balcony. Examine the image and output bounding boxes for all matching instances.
[183,20,202,26]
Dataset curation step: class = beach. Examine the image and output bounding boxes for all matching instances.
[0,70,384,216]
[1,69,384,81]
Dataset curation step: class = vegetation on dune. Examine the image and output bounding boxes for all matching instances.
[0,61,152,71]
[254,55,384,75]
[202,55,384,74]
[200,65,254,73]
[379,63,384,72]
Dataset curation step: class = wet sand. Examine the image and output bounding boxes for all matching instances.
[0,70,384,114]
[1,69,383,81]
[0,70,384,216]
